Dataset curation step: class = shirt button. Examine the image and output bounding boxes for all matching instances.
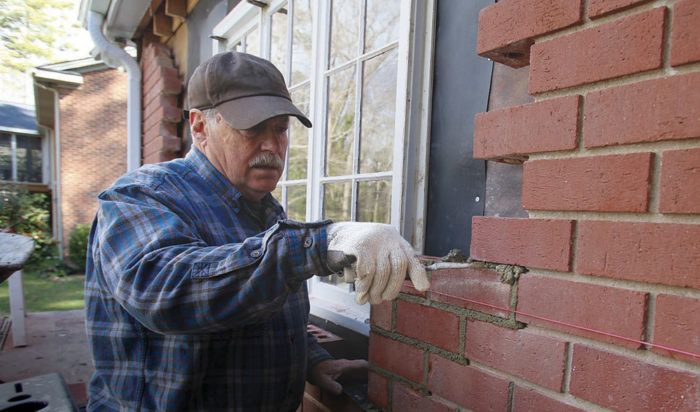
[250,250,261,258]
[303,237,313,248]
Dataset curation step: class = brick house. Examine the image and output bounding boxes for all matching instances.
[79,0,700,410]
[32,58,128,258]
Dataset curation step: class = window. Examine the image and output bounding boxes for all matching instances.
[213,0,434,333]
[0,132,43,184]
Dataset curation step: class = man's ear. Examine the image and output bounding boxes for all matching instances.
[189,109,208,147]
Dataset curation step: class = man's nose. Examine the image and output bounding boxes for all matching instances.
[259,128,284,152]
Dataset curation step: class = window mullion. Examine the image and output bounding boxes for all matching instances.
[308,0,328,222]
[11,134,17,181]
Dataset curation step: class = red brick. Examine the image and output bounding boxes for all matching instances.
[660,148,700,214]
[570,345,700,411]
[671,0,700,66]
[477,0,582,68]
[370,301,392,330]
[144,122,178,145]
[518,274,647,348]
[513,386,586,412]
[465,321,566,390]
[369,333,424,384]
[588,0,653,18]
[471,217,574,272]
[392,382,456,412]
[143,135,181,159]
[653,295,700,364]
[584,72,700,148]
[143,150,177,165]
[144,94,179,121]
[474,96,579,160]
[427,354,510,411]
[530,8,665,93]
[400,279,427,298]
[577,221,700,288]
[396,301,460,353]
[523,153,653,212]
[429,267,512,318]
[367,371,389,410]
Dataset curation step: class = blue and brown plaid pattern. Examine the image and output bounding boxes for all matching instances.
[85,148,332,411]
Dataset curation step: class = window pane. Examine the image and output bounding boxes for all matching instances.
[357,179,391,223]
[286,184,307,221]
[359,48,397,173]
[271,5,289,81]
[329,0,359,69]
[365,0,401,53]
[323,181,352,221]
[16,135,42,183]
[292,0,313,85]
[288,85,309,180]
[0,134,11,181]
[325,66,355,176]
[246,26,260,56]
[230,40,242,52]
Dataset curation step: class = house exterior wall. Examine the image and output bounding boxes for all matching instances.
[58,68,128,259]
[368,0,700,410]
[140,40,183,165]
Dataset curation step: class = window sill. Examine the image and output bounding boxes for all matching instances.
[309,295,370,336]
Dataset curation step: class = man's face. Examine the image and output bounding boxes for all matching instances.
[197,112,289,201]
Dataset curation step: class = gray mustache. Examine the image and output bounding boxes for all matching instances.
[249,152,284,170]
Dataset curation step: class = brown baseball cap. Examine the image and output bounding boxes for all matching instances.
[185,51,312,129]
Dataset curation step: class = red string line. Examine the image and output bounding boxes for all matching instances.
[418,258,700,359]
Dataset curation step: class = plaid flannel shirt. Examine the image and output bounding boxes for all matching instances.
[85,148,332,411]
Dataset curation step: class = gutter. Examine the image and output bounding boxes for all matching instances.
[87,10,141,171]
[34,82,65,256]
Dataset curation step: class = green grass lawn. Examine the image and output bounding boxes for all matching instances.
[0,268,85,315]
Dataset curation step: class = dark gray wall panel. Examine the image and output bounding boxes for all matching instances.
[424,0,493,257]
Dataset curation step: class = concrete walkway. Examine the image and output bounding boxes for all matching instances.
[0,310,93,407]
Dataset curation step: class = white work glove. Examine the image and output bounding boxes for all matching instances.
[326,222,430,304]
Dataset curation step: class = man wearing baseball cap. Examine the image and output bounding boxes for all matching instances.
[84,51,429,411]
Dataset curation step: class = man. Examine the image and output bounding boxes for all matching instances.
[85,51,429,411]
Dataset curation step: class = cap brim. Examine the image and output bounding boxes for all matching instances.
[216,95,312,129]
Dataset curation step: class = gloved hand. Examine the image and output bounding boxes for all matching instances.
[326,222,430,304]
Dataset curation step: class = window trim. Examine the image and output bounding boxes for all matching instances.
[211,0,435,335]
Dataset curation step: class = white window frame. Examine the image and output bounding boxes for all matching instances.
[212,0,435,335]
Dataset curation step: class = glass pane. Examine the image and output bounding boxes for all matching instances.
[286,184,307,221]
[359,48,397,173]
[270,5,289,81]
[230,40,242,52]
[365,0,401,53]
[323,181,352,221]
[16,135,42,183]
[288,85,309,180]
[0,134,11,181]
[246,26,260,56]
[291,0,313,85]
[325,66,355,176]
[329,0,359,68]
[357,179,391,223]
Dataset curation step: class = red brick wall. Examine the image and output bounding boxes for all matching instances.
[369,1,700,410]
[58,68,128,257]
[140,40,182,164]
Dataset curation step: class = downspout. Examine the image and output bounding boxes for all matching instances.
[87,10,141,171]
[35,83,65,256]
